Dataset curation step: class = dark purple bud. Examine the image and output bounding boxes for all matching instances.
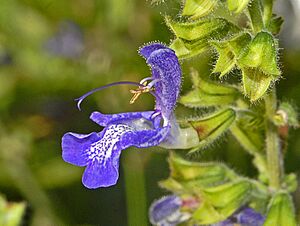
[149,195,190,226]
[236,207,265,225]
[212,207,265,226]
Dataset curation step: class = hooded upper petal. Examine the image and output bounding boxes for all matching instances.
[139,43,169,59]
[139,43,181,121]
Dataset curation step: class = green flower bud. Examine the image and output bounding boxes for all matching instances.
[283,173,298,193]
[202,180,252,208]
[0,195,26,226]
[170,38,208,59]
[242,67,273,101]
[192,200,224,224]
[269,16,284,35]
[227,0,251,14]
[159,153,236,192]
[193,180,252,224]
[276,102,299,128]
[264,192,297,226]
[211,32,251,77]
[189,108,236,152]
[238,31,281,77]
[166,16,238,41]
[159,178,184,192]
[180,69,239,107]
[182,0,218,20]
[171,153,235,182]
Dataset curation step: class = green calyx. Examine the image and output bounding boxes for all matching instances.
[180,69,239,107]
[227,0,251,14]
[182,0,218,20]
[238,31,280,77]
[264,192,297,226]
[211,32,252,77]
[188,108,236,152]
[166,16,239,59]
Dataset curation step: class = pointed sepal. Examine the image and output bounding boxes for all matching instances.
[264,192,297,226]
[188,108,236,152]
[180,69,240,107]
[227,0,251,14]
[182,0,218,20]
[238,31,281,77]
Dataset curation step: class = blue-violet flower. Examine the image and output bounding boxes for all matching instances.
[61,43,184,189]
[149,195,190,226]
[212,207,265,226]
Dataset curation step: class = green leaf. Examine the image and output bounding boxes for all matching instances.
[166,16,238,41]
[188,108,236,152]
[238,31,280,77]
[0,195,26,226]
[180,69,239,107]
[182,0,218,19]
[264,192,297,226]
[227,0,251,14]
[242,67,273,101]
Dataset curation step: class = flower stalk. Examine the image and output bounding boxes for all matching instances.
[265,89,283,190]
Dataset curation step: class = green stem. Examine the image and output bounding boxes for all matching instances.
[123,149,148,226]
[265,89,283,190]
[263,0,274,27]
[5,159,63,226]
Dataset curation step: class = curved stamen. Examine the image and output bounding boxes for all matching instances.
[146,79,159,89]
[129,79,160,104]
[75,81,148,110]
[139,77,153,84]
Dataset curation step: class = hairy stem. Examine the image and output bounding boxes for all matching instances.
[265,89,283,190]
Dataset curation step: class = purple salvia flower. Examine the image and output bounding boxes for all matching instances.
[236,207,265,225]
[61,43,182,189]
[149,195,190,226]
[212,207,265,226]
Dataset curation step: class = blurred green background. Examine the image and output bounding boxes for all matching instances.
[0,0,299,225]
